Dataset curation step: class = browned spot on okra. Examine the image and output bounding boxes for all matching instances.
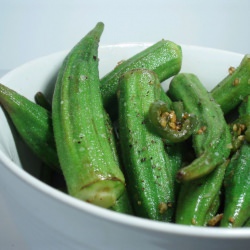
[158,202,168,214]
[81,176,124,191]
[229,217,235,224]
[197,126,207,135]
[176,170,185,181]
[233,78,240,86]
[191,218,197,225]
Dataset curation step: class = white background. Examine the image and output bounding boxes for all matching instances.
[0,0,250,249]
[1,0,250,72]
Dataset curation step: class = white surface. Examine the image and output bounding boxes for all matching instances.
[0,1,250,249]
[0,0,250,71]
[0,70,27,249]
[0,44,249,250]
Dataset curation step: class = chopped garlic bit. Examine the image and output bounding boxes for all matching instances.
[159,110,181,130]
[197,126,207,135]
[228,66,235,75]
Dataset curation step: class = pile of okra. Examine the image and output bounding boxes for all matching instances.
[1,22,250,228]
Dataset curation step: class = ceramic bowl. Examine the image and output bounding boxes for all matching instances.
[0,43,249,250]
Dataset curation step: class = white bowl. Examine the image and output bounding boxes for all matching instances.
[0,43,249,250]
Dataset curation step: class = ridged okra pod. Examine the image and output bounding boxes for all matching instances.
[117,68,178,221]
[175,160,228,226]
[0,83,60,171]
[220,96,250,227]
[211,54,250,114]
[100,39,182,118]
[168,73,232,181]
[52,22,125,208]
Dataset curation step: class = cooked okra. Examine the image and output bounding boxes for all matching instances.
[168,73,232,182]
[0,83,60,171]
[211,54,250,114]
[220,96,250,227]
[52,22,125,208]
[117,68,179,221]
[2,22,250,227]
[100,39,182,119]
[175,160,228,226]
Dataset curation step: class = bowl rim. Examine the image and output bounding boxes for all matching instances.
[0,43,249,238]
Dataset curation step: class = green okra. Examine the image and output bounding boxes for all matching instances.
[168,73,232,182]
[117,68,179,221]
[211,54,250,114]
[0,83,60,171]
[100,39,182,119]
[175,160,228,226]
[205,193,222,227]
[220,96,250,228]
[148,100,197,143]
[52,22,125,208]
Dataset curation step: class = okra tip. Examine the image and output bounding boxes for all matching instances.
[96,21,104,29]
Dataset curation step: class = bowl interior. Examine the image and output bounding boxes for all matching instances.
[0,43,246,236]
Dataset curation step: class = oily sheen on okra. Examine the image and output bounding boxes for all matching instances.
[117,69,181,221]
[52,22,125,208]
[221,97,250,227]
[100,39,182,119]
[168,73,232,182]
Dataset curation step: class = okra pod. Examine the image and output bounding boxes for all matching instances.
[52,22,125,208]
[211,54,250,114]
[118,68,178,221]
[175,160,228,226]
[220,96,250,227]
[168,73,232,181]
[100,39,182,119]
[0,83,60,171]
[205,193,222,227]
